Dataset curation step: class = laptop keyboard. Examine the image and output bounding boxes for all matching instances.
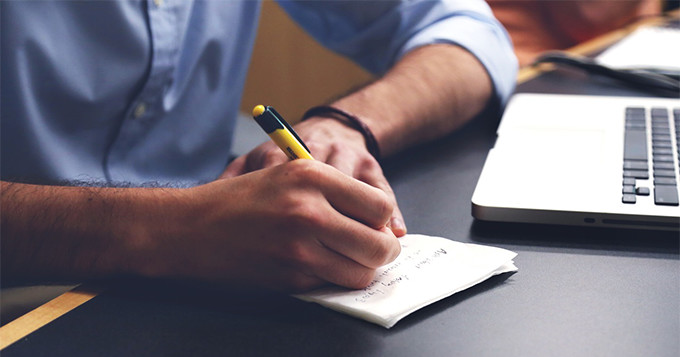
[622,106,680,206]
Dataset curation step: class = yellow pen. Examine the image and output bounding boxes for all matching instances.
[252,105,314,160]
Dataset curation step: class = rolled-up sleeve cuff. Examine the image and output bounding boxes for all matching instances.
[397,14,518,107]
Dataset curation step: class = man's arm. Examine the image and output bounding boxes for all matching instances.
[224,44,494,234]
[1,160,401,291]
[1,181,137,282]
[226,0,515,238]
[326,44,492,157]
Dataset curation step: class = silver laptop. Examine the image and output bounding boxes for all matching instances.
[472,93,680,231]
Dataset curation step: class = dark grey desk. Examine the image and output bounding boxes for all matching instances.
[2,68,679,356]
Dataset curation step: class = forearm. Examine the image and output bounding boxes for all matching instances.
[330,44,493,157]
[0,181,175,282]
[1,163,401,292]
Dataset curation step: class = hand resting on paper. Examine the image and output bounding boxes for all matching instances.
[223,117,407,237]
[157,160,402,292]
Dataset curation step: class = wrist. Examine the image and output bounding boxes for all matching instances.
[302,106,381,160]
[112,187,193,279]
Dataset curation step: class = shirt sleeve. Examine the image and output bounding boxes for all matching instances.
[277,0,518,106]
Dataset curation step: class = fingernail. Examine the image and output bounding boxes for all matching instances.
[390,217,407,236]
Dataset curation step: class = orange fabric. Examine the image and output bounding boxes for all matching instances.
[487,0,662,66]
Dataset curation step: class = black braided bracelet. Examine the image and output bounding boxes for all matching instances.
[301,106,381,160]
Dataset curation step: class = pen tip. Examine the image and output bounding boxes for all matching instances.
[252,105,265,117]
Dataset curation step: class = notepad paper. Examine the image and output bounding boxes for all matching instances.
[294,234,517,328]
[596,26,680,72]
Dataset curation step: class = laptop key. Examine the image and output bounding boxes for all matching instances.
[653,155,674,163]
[636,187,650,196]
[652,126,670,134]
[654,186,679,206]
[654,162,675,170]
[626,123,646,130]
[653,147,673,155]
[655,177,678,185]
[653,142,673,149]
[622,194,637,204]
[623,130,648,161]
[623,177,636,186]
[651,107,668,119]
[652,134,672,142]
[626,107,645,121]
[623,170,650,179]
[623,161,648,170]
[654,170,677,178]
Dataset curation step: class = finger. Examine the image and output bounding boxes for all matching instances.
[303,233,397,289]
[309,164,393,230]
[258,148,289,169]
[303,141,330,163]
[243,143,288,172]
[317,211,401,270]
[221,155,248,178]
[326,148,406,236]
[313,250,379,289]
[325,144,359,177]
[255,199,397,290]
[355,159,407,237]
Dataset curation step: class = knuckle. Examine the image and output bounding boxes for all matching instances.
[363,240,389,269]
[289,159,327,185]
[262,150,285,166]
[375,191,394,220]
[368,236,401,268]
[359,154,381,170]
[348,268,377,289]
[283,197,325,230]
[328,142,348,154]
[279,239,315,270]
[305,141,326,155]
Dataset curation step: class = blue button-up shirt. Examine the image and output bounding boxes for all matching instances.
[1,0,517,186]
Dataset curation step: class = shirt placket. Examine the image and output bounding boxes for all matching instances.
[104,0,181,181]
[130,0,179,120]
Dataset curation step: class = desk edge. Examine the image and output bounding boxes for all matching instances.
[0,285,102,350]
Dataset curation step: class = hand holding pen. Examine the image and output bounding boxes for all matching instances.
[222,105,406,237]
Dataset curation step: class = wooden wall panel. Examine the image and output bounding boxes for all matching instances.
[240,1,374,122]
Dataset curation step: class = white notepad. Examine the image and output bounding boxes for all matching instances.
[295,234,517,328]
[596,26,680,72]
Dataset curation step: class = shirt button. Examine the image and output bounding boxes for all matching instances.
[133,103,147,119]
[153,0,163,7]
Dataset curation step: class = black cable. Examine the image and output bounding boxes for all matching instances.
[532,51,680,96]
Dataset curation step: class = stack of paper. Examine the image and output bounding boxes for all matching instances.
[295,234,517,328]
